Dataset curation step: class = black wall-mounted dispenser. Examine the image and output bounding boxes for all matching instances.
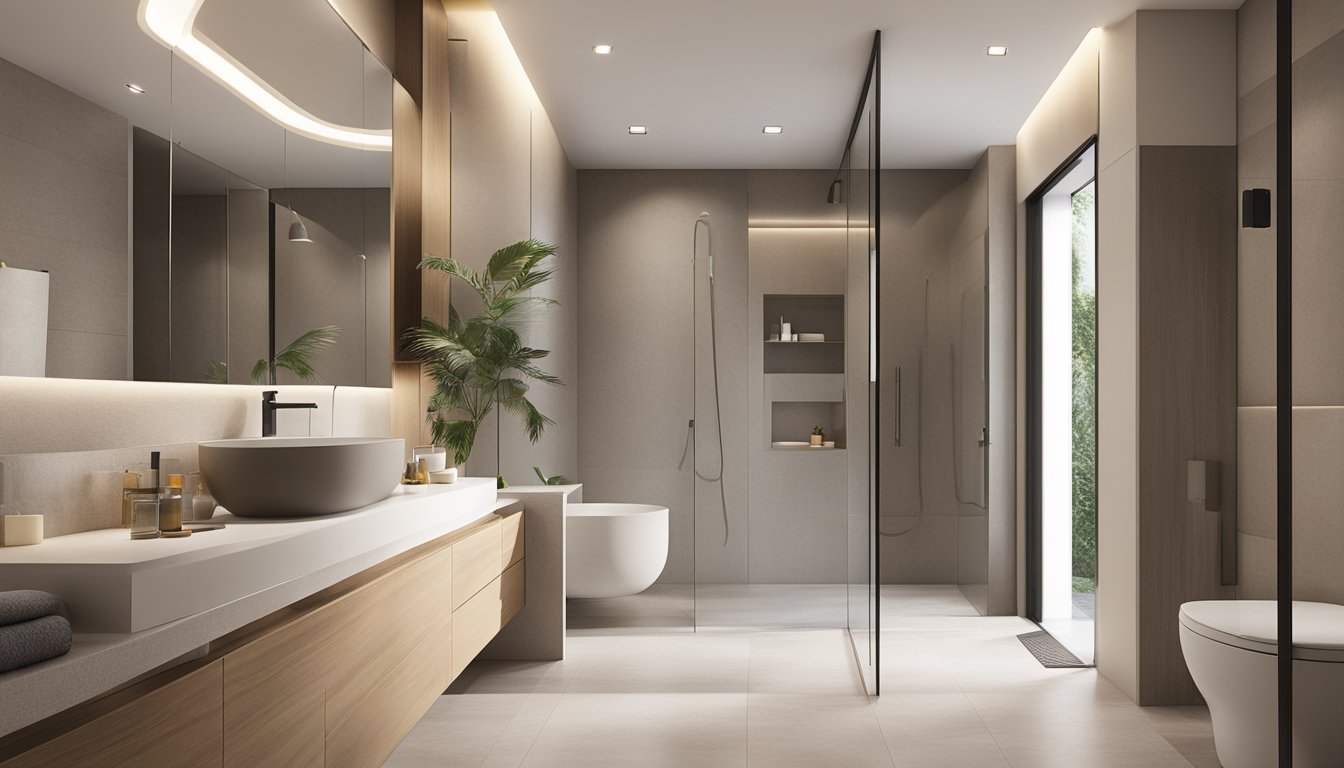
[1242,188,1271,228]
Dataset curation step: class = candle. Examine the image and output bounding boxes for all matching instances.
[2,515,43,546]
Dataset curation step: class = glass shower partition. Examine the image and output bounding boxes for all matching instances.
[844,31,881,694]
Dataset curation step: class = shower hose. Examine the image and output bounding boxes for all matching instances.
[678,215,730,546]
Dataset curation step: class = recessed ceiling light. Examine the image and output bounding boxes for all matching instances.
[763,125,783,135]
[126,83,147,94]
[986,45,1008,56]
[593,44,613,55]
[628,125,647,135]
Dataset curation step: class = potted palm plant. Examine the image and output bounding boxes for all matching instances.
[403,240,562,483]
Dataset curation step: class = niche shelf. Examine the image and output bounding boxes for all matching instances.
[770,401,845,450]
[763,294,844,374]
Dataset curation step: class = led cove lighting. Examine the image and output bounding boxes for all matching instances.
[136,0,390,151]
[628,126,647,135]
[126,83,147,94]
[763,125,783,134]
[592,44,613,55]
[987,45,1008,56]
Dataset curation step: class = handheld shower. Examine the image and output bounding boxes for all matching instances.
[697,212,713,279]
[680,212,730,545]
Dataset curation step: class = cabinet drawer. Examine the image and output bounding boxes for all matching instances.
[452,520,502,610]
[451,573,502,678]
[1,661,223,768]
[501,559,525,625]
[501,511,524,568]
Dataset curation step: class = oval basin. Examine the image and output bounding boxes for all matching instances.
[198,437,405,518]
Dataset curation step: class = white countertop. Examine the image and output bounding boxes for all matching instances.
[0,478,503,738]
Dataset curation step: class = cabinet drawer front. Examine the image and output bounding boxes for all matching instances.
[502,511,524,569]
[452,521,502,610]
[451,574,501,678]
[501,559,525,625]
[2,661,223,768]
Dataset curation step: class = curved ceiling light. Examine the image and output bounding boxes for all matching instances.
[137,0,391,152]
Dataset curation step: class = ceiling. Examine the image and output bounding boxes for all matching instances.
[0,0,390,188]
[491,0,1242,170]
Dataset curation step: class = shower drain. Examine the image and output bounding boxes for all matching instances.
[1017,630,1087,668]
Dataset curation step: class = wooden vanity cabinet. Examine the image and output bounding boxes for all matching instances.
[0,506,524,768]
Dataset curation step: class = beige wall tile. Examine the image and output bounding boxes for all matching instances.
[1295,0,1344,64]
[44,329,127,380]
[1236,182,1276,407]
[1238,533,1277,600]
[878,515,959,584]
[1237,0,1275,97]
[1237,407,1275,540]
[0,56,128,176]
[1294,32,1344,180]
[1292,180,1344,405]
[1136,11,1237,148]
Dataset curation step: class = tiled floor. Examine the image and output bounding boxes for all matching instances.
[384,585,1219,767]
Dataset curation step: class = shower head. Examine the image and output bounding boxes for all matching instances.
[698,211,710,219]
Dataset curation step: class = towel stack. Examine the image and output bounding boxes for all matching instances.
[0,590,72,674]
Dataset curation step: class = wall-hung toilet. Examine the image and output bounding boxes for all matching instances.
[1179,600,1344,768]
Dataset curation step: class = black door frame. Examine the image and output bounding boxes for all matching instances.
[1024,136,1098,625]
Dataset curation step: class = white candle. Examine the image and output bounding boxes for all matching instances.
[3,515,43,546]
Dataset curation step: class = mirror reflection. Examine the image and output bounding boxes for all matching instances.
[0,0,392,387]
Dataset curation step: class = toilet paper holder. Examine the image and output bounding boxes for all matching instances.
[1188,459,1236,586]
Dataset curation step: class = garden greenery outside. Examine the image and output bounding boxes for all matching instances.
[1071,182,1098,595]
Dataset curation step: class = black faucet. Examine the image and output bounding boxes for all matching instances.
[261,390,318,437]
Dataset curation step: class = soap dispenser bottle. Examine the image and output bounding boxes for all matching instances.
[130,451,162,540]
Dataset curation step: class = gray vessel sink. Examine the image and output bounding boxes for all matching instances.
[198,437,405,518]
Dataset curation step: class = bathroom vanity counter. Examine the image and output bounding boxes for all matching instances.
[0,479,506,739]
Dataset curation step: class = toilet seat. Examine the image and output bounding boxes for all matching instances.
[1179,600,1344,662]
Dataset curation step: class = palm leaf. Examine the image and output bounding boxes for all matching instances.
[419,255,488,302]
[533,466,570,485]
[273,326,340,382]
[204,360,229,384]
[487,239,556,290]
[404,239,564,465]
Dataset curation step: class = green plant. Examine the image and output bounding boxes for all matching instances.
[203,360,229,384]
[533,466,570,486]
[250,326,340,384]
[1071,184,1098,583]
[810,425,825,436]
[404,239,562,468]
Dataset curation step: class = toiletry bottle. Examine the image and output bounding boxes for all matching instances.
[123,452,161,529]
[159,474,186,536]
[780,316,791,342]
[131,499,160,540]
[416,458,429,485]
[121,469,149,528]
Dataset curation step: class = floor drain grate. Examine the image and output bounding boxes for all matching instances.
[1017,630,1087,668]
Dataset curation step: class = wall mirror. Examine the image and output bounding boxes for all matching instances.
[0,0,392,387]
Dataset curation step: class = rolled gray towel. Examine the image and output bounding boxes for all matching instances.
[0,591,64,626]
[0,590,65,627]
[0,615,72,674]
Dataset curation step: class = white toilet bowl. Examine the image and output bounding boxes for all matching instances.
[1179,600,1344,768]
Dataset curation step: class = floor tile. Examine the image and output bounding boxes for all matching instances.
[385,585,1216,768]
